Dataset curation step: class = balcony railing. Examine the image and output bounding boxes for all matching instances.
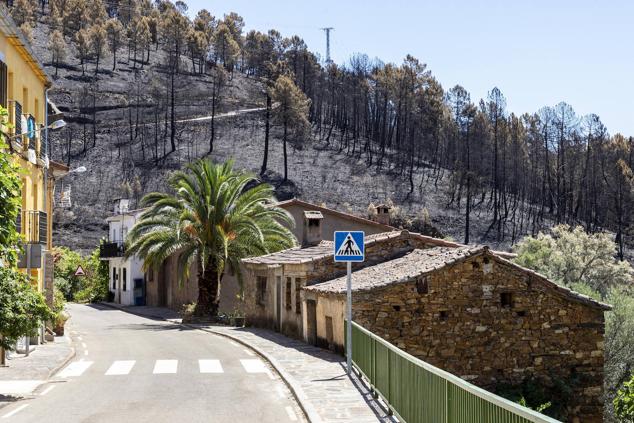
[23,210,47,245]
[100,241,125,259]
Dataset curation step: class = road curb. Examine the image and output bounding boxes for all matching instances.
[100,303,322,423]
[47,345,76,380]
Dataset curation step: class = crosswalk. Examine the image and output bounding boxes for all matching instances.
[55,358,274,378]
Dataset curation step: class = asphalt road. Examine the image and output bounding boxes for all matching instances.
[1,304,306,423]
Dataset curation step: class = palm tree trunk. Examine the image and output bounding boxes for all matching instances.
[195,260,220,317]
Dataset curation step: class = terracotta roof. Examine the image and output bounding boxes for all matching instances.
[304,246,612,311]
[276,198,395,232]
[305,246,483,294]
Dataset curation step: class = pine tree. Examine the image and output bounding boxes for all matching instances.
[48,29,67,77]
[270,75,310,181]
[105,18,124,71]
[89,23,108,75]
[11,0,36,27]
[213,23,239,71]
[75,28,91,76]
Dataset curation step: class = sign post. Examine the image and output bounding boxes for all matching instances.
[334,231,365,376]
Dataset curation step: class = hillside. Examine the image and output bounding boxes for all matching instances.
[18,6,631,261]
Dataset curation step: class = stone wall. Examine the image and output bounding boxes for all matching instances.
[312,253,605,422]
[244,231,439,338]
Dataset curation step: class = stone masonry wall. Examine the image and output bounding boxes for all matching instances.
[244,232,438,337]
[345,254,605,423]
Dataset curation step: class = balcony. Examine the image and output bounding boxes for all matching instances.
[100,241,125,259]
[22,210,47,245]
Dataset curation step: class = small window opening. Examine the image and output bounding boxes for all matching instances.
[516,310,526,317]
[439,310,448,321]
[472,262,480,269]
[295,278,302,314]
[285,277,292,310]
[392,305,401,312]
[483,257,490,264]
[416,277,429,294]
[501,292,513,308]
[256,276,267,306]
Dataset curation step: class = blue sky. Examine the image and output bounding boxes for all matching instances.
[187,0,634,135]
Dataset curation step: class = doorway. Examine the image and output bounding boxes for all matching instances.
[276,276,282,332]
[306,300,317,345]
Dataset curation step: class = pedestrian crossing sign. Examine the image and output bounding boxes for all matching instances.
[334,231,365,262]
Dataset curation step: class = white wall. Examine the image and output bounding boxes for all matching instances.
[107,255,145,306]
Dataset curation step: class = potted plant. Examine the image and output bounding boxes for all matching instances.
[229,309,245,327]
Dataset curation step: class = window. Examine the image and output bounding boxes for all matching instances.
[112,268,116,289]
[295,278,302,314]
[0,61,7,108]
[256,276,267,306]
[439,310,448,321]
[285,277,292,310]
[416,276,428,294]
[122,268,127,291]
[501,292,513,308]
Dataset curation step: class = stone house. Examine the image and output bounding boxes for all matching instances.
[242,231,609,422]
[144,198,395,313]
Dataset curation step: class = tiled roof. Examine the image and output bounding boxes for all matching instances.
[242,230,427,265]
[303,246,612,311]
[304,246,483,294]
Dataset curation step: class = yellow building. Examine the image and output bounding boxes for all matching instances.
[0,6,67,321]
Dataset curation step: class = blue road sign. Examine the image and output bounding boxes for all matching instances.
[334,231,365,262]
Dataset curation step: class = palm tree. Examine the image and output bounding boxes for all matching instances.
[126,159,296,317]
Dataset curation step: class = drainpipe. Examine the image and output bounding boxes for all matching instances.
[40,87,51,344]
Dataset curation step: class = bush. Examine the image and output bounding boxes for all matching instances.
[614,374,634,422]
[0,267,52,350]
[53,246,109,303]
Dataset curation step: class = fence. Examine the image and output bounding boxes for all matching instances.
[348,321,561,423]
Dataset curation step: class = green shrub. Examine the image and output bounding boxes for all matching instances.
[614,374,634,422]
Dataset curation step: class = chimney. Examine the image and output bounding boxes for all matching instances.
[302,211,323,247]
[114,199,130,214]
[375,204,391,226]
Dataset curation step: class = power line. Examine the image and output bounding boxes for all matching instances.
[320,27,334,64]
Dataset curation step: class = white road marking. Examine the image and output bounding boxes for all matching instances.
[285,406,298,421]
[276,385,286,399]
[243,349,255,357]
[153,360,178,374]
[240,359,268,373]
[57,361,94,378]
[198,360,223,373]
[39,385,56,396]
[2,404,29,419]
[0,380,43,395]
[105,360,136,376]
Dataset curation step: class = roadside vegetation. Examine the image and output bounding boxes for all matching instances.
[513,225,634,422]
[0,112,51,357]
[53,246,109,303]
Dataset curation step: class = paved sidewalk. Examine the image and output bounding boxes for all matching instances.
[0,336,74,399]
[104,304,393,423]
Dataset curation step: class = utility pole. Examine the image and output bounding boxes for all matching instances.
[320,27,334,64]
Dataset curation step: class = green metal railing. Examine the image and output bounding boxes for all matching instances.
[348,322,561,423]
